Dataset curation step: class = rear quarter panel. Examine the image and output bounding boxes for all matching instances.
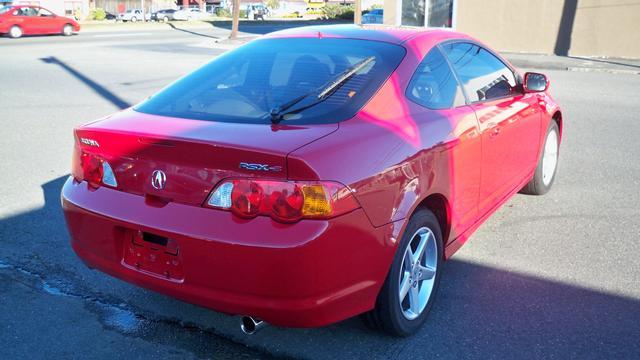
[287,31,481,245]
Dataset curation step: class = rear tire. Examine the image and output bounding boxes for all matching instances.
[163,16,169,22]
[362,208,443,336]
[62,24,73,36]
[131,16,137,22]
[521,121,560,195]
[9,25,22,39]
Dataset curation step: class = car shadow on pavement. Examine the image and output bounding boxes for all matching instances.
[40,56,131,110]
[0,175,639,359]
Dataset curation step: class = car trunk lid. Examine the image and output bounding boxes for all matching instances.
[74,109,337,206]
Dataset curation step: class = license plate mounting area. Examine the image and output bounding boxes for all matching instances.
[122,230,184,282]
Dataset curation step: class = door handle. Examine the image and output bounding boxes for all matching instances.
[489,126,501,138]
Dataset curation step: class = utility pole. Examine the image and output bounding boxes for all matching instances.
[230,0,240,40]
[354,0,361,25]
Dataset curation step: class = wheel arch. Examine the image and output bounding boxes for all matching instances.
[9,24,22,35]
[413,193,451,249]
[552,110,563,140]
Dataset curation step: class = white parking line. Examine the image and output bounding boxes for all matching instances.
[93,33,153,38]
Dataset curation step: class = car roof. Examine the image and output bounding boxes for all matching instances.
[263,24,468,45]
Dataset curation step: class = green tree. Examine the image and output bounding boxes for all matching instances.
[265,0,280,10]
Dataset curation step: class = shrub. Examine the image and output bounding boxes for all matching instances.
[322,4,352,20]
[90,8,106,21]
[239,9,247,18]
[215,7,231,17]
[282,11,301,18]
[337,9,353,20]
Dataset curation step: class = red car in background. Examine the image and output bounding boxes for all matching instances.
[62,25,562,336]
[0,5,80,38]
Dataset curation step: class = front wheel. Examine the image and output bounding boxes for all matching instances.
[163,16,169,22]
[362,209,443,336]
[521,121,560,195]
[62,24,73,36]
[9,25,22,38]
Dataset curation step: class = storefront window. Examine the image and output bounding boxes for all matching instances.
[427,0,454,27]
[400,0,455,28]
[401,0,425,27]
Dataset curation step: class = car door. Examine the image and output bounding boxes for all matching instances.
[442,42,541,214]
[35,7,59,34]
[406,45,482,237]
[13,7,38,34]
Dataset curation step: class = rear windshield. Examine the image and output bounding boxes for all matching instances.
[135,38,406,124]
[0,6,12,14]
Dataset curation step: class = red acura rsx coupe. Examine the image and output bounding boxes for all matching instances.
[62,25,562,336]
[0,5,80,38]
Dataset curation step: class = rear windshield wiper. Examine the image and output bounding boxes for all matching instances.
[270,56,375,124]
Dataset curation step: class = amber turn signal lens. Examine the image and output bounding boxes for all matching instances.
[301,184,332,217]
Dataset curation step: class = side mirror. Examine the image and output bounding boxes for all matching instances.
[524,72,549,92]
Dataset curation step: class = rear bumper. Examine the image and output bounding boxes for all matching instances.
[61,177,396,327]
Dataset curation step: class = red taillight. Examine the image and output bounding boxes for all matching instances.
[207,179,359,223]
[80,152,104,187]
[231,180,264,218]
[72,143,117,188]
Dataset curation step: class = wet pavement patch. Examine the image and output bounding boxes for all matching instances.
[0,258,274,359]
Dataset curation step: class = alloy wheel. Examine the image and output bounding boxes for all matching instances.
[9,26,22,38]
[63,24,73,36]
[398,227,438,320]
[542,128,559,186]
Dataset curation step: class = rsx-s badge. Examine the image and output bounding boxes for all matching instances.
[239,162,283,172]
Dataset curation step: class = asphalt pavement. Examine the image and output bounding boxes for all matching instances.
[1,24,639,359]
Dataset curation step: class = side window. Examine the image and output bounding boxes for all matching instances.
[38,8,54,17]
[442,42,517,102]
[406,47,465,109]
[16,7,37,16]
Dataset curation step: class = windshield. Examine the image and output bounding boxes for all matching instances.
[135,38,406,124]
[0,6,12,14]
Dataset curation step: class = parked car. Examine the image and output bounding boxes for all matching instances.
[0,5,80,38]
[245,4,267,20]
[105,11,117,20]
[173,7,207,21]
[151,9,176,22]
[118,9,144,22]
[362,8,383,24]
[62,25,562,336]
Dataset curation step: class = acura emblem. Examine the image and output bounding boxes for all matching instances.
[151,170,166,190]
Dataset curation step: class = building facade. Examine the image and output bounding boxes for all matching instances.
[6,0,91,17]
[382,0,640,58]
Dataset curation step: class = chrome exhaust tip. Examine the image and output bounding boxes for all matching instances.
[241,316,266,335]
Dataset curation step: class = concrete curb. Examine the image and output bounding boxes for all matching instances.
[505,54,640,75]
[78,19,348,33]
[566,67,640,75]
